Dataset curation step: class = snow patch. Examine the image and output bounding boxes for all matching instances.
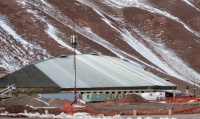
[132,28,200,86]
[77,0,200,86]
[16,0,27,6]
[0,112,178,119]
[22,0,81,54]
[0,14,51,72]
[35,98,50,106]
[45,24,81,54]
[183,0,200,11]
[104,0,200,37]
[40,0,52,8]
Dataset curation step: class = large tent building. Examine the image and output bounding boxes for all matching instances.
[0,53,177,100]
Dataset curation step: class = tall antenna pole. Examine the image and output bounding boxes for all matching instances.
[71,19,77,102]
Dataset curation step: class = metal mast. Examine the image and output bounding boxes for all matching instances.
[71,20,77,102]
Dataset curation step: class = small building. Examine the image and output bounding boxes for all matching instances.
[82,93,106,102]
[135,92,165,101]
[38,93,79,102]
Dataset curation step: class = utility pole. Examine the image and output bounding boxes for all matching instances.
[71,24,77,102]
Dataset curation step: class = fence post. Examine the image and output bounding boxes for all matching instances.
[133,110,137,116]
[24,110,27,114]
[168,108,172,115]
[45,110,49,115]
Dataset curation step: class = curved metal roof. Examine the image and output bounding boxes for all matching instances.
[34,54,176,89]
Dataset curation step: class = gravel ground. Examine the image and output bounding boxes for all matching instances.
[1,95,200,116]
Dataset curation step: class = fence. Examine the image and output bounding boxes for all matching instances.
[156,96,200,102]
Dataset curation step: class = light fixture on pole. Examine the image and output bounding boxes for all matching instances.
[71,35,77,102]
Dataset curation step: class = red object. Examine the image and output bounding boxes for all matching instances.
[61,97,79,114]
[157,96,198,102]
[61,102,72,114]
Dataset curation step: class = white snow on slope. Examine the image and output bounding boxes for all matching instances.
[0,18,30,51]
[103,0,200,37]
[183,0,200,11]
[93,9,165,73]
[77,0,200,86]
[76,0,179,76]
[0,54,20,72]
[133,28,200,84]
[19,0,81,54]
[23,0,150,69]
[0,14,51,72]
[40,0,52,8]
[45,24,81,54]
[35,98,50,106]
[15,0,200,86]
[0,36,24,72]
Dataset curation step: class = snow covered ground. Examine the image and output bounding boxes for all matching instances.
[0,112,178,119]
[0,14,51,72]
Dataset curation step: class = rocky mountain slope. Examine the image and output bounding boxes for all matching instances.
[0,0,200,95]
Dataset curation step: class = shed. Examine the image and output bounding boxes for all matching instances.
[82,93,106,102]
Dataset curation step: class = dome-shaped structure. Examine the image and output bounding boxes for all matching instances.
[0,54,176,99]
